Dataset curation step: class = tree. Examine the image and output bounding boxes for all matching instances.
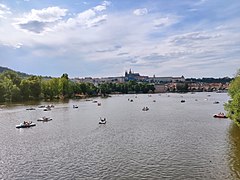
[1,71,21,86]
[20,79,31,100]
[86,83,97,95]
[1,77,21,102]
[28,76,42,99]
[61,73,69,79]
[79,83,87,95]
[176,83,189,92]
[225,74,240,124]
[0,83,5,102]
[59,74,70,98]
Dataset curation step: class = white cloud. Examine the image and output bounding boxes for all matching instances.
[22,6,67,22]
[133,8,148,16]
[0,3,11,18]
[62,2,109,29]
[94,5,107,12]
[14,6,68,33]
[0,41,23,49]
[153,16,179,28]
[170,31,221,44]
[153,17,170,27]
[94,1,111,11]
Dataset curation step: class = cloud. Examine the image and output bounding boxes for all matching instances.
[96,45,121,53]
[94,1,111,11]
[61,1,110,29]
[22,6,67,22]
[18,21,47,34]
[133,8,148,16]
[153,16,179,28]
[1,0,239,78]
[14,6,68,33]
[0,3,11,18]
[117,52,129,56]
[170,31,221,45]
[73,10,107,28]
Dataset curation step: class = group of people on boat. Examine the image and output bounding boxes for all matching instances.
[16,121,36,128]
[73,105,78,108]
[142,107,149,111]
[99,117,107,124]
[213,112,227,118]
[23,121,32,125]
[37,116,52,121]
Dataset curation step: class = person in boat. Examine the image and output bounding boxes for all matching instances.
[24,121,29,125]
[100,117,106,121]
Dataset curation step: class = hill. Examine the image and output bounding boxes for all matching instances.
[0,66,31,78]
[0,66,52,79]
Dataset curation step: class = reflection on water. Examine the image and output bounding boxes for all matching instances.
[228,123,240,179]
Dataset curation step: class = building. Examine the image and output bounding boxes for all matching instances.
[125,69,142,81]
[154,84,167,93]
[73,70,186,88]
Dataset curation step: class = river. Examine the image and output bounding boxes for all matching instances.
[0,92,239,179]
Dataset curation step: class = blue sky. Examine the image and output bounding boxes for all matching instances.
[0,0,239,78]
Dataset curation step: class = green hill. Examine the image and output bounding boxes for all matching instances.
[0,66,31,78]
[0,66,13,73]
[0,66,52,79]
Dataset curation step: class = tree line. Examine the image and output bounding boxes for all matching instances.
[0,71,155,102]
[225,70,240,125]
[186,77,232,83]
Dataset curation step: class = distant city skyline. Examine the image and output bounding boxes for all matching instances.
[0,0,240,78]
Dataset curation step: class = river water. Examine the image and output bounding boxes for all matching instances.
[0,92,239,179]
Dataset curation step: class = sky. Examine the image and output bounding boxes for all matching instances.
[0,0,240,78]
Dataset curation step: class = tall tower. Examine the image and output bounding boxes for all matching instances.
[129,69,132,74]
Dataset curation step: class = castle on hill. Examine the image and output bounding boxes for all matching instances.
[74,69,185,85]
[73,69,229,93]
[124,69,185,83]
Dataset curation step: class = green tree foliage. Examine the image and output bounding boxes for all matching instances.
[41,74,76,99]
[86,83,98,95]
[20,79,31,100]
[0,71,157,102]
[28,76,42,99]
[59,76,69,97]
[0,83,5,102]
[79,83,87,95]
[176,83,189,92]
[0,71,21,102]
[19,76,42,100]
[42,78,61,99]
[0,71,43,102]
[97,82,155,95]
[225,74,240,124]
[2,71,21,86]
